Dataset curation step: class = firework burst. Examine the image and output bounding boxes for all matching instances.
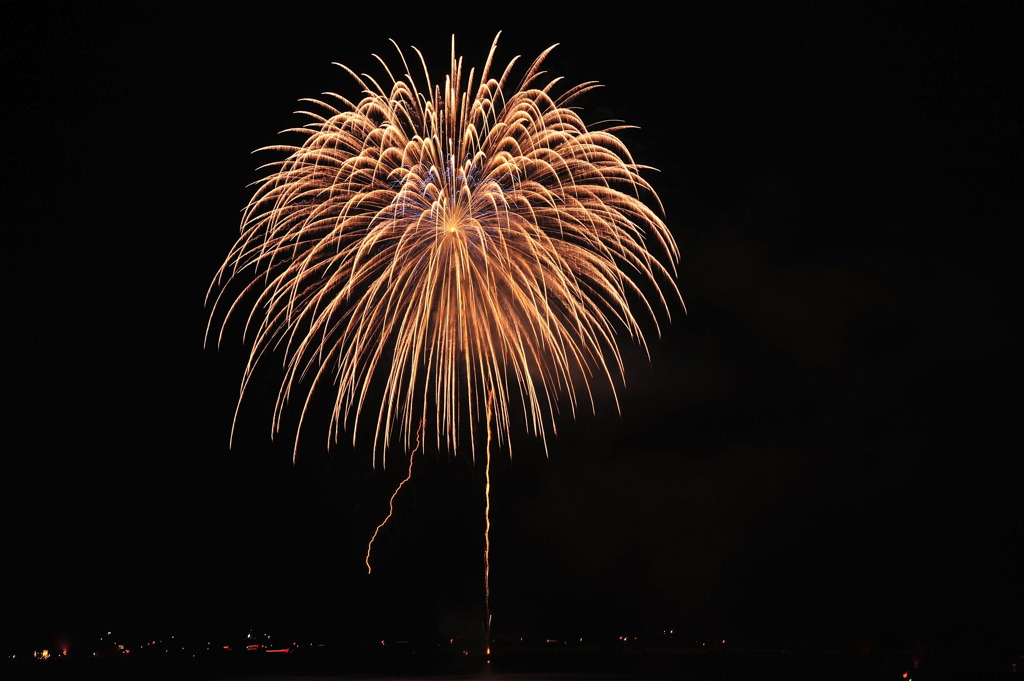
[207,33,681,466]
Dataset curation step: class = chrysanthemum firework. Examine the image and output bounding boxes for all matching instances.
[207,34,681,465]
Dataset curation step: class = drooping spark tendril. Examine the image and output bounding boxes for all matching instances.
[365,419,423,574]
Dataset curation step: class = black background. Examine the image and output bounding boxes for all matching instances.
[2,1,1020,662]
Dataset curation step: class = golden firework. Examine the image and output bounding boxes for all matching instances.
[207,33,681,466]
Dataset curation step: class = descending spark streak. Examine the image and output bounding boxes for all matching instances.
[365,420,423,574]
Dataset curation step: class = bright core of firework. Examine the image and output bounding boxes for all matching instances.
[206,33,681,465]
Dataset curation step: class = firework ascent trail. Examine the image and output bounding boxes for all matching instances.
[485,389,493,656]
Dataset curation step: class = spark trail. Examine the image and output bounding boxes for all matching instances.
[365,420,423,574]
[485,390,493,657]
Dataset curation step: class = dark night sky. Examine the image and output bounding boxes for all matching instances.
[2,1,1021,659]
